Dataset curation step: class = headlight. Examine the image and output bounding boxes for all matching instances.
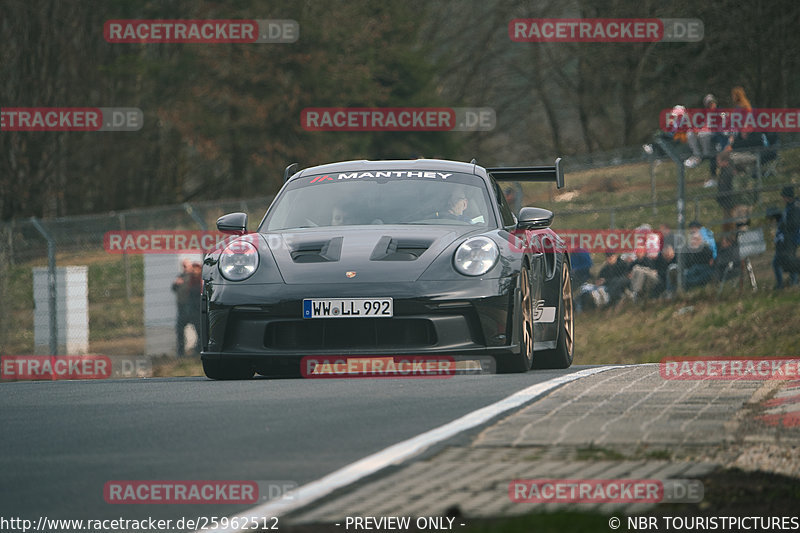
[219,240,259,281]
[454,236,499,276]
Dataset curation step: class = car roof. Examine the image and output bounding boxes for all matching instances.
[292,158,485,180]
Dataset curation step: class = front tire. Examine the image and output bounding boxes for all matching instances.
[497,266,534,374]
[202,358,255,380]
[533,260,574,369]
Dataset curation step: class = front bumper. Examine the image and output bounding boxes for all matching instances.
[201,278,519,361]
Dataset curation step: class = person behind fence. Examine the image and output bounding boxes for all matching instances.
[693,220,717,261]
[714,232,740,283]
[172,259,203,357]
[579,252,631,309]
[644,105,691,163]
[659,223,676,250]
[772,186,800,289]
[629,249,660,302]
[627,223,664,301]
[684,94,728,184]
[715,87,769,228]
[504,186,519,215]
[657,244,678,298]
[682,222,715,290]
[570,248,593,312]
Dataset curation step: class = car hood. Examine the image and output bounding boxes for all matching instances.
[265,225,479,284]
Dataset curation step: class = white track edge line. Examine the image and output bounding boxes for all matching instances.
[204,364,632,533]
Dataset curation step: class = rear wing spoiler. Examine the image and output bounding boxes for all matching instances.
[486,157,564,189]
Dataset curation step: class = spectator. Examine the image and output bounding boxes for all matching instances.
[716,87,768,229]
[630,247,660,302]
[504,186,520,215]
[714,232,740,283]
[577,253,630,310]
[645,105,692,163]
[682,226,715,289]
[716,149,755,230]
[570,248,593,313]
[685,94,727,184]
[630,223,671,300]
[571,248,593,285]
[772,186,800,289]
[659,223,677,250]
[172,259,202,357]
[656,244,678,298]
[596,252,632,305]
[689,220,717,260]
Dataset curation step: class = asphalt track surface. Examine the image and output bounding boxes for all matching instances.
[0,367,592,525]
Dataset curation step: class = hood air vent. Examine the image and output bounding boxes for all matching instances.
[370,235,433,261]
[290,237,343,263]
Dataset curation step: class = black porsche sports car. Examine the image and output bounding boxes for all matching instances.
[200,158,573,379]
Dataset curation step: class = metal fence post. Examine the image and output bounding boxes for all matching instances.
[119,213,132,301]
[4,221,14,267]
[30,217,58,355]
[755,155,763,208]
[0,224,8,352]
[655,137,686,295]
[649,152,657,215]
[676,165,686,295]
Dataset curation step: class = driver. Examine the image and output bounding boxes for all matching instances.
[438,190,471,222]
[331,204,349,226]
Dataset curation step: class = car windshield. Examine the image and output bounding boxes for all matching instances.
[263,171,495,231]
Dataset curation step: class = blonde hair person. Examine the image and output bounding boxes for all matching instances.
[731,86,752,111]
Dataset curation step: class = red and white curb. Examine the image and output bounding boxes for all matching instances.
[757,380,800,428]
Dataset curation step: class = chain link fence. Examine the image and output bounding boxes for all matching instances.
[552,140,800,230]
[546,139,800,297]
[0,196,273,365]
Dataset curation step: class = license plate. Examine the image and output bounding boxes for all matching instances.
[303,298,393,318]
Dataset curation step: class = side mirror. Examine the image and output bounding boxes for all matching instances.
[217,212,248,234]
[517,207,553,230]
